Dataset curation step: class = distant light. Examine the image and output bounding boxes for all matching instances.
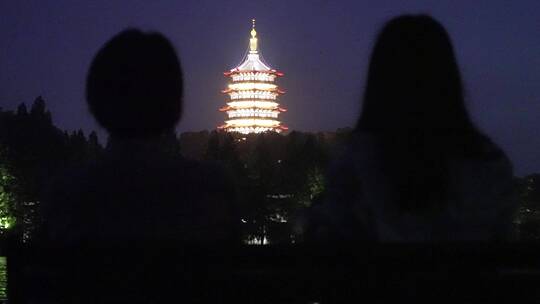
[219,19,287,134]
[0,217,13,229]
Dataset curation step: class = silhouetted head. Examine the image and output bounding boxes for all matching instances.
[357,15,471,132]
[86,29,182,139]
[355,15,505,214]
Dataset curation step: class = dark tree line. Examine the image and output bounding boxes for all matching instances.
[178,130,540,243]
[0,96,539,244]
[514,174,540,240]
[180,129,352,244]
[0,96,104,242]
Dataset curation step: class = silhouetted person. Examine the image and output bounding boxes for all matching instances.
[30,29,240,303]
[310,15,516,241]
[41,29,238,245]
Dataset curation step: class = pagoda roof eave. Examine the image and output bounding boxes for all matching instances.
[224,109,282,113]
[222,88,284,94]
[224,69,284,76]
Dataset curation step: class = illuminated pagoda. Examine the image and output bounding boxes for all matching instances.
[219,19,287,134]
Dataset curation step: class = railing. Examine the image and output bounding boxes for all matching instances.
[7,243,540,303]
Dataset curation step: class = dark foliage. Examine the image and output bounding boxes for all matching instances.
[0,97,536,243]
[188,130,348,244]
[0,97,104,242]
[514,174,540,240]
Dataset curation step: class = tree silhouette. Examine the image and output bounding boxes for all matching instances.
[0,96,104,242]
[515,174,540,240]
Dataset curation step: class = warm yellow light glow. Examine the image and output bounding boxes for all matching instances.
[229,82,277,91]
[0,216,13,229]
[227,126,282,134]
[250,18,258,52]
[227,108,279,118]
[219,19,287,134]
[225,118,280,127]
[227,101,278,109]
[229,91,277,100]
[231,72,276,82]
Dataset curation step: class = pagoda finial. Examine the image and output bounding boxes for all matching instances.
[249,19,258,53]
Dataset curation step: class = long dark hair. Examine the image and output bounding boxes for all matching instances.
[356,15,502,214]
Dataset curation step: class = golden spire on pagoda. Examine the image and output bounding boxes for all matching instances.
[249,18,258,53]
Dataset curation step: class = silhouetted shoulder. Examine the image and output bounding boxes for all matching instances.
[309,130,516,241]
[445,139,515,239]
[41,145,238,246]
[304,133,378,241]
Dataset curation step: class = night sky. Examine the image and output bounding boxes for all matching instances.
[0,0,539,176]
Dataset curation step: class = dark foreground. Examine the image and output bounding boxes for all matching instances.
[8,243,540,303]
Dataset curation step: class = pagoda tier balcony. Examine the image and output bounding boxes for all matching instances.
[228,91,279,101]
[226,101,280,109]
[229,73,279,83]
[227,82,277,91]
[230,79,277,85]
[226,108,281,119]
[220,123,288,132]
[227,91,281,101]
[222,126,286,134]
[225,118,281,128]
[227,96,279,102]
[224,88,284,94]
[222,87,285,94]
